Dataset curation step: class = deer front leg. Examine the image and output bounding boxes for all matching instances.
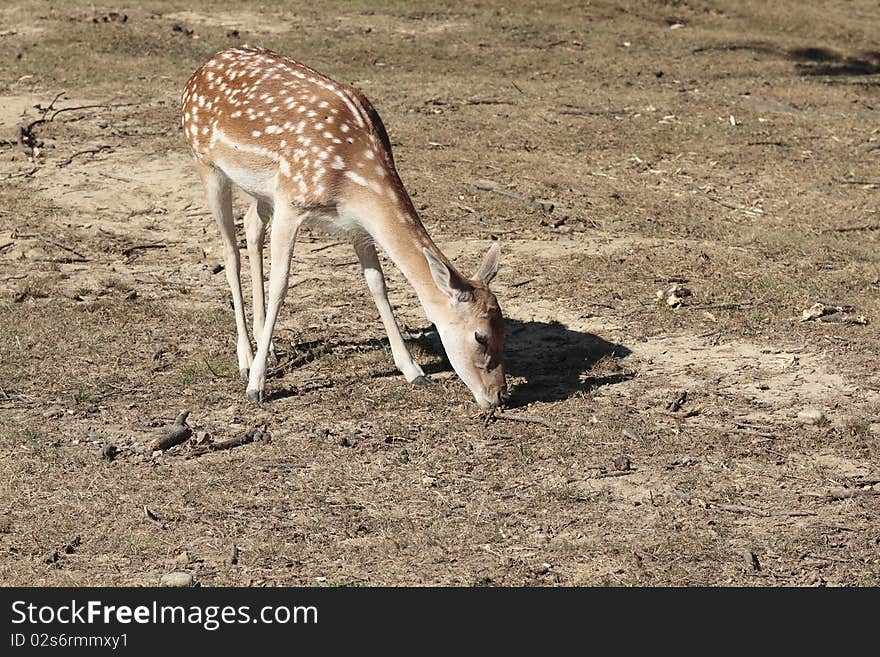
[246,202,303,402]
[201,165,253,380]
[353,234,429,387]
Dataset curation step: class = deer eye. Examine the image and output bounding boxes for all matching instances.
[474,332,489,350]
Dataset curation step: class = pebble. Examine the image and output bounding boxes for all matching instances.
[742,549,761,572]
[159,572,194,587]
[797,408,825,425]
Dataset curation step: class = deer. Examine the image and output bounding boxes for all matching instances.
[180,46,509,410]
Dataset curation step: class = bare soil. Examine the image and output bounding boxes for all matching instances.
[1,1,878,586]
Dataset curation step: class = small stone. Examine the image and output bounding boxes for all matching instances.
[212,263,224,274]
[174,551,191,566]
[421,476,437,487]
[101,444,118,461]
[226,544,239,565]
[533,562,552,575]
[743,549,761,572]
[797,408,825,426]
[613,455,632,471]
[868,423,880,436]
[160,572,194,587]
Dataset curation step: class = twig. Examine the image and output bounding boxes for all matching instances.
[710,502,770,517]
[474,179,555,213]
[485,409,555,429]
[143,505,165,529]
[692,188,765,216]
[465,99,513,106]
[593,469,636,479]
[772,510,817,517]
[733,422,777,439]
[40,237,87,260]
[821,224,880,233]
[32,256,88,263]
[202,358,220,378]
[122,242,167,256]
[24,102,136,135]
[310,241,346,253]
[509,279,534,288]
[2,167,39,180]
[57,145,111,167]
[835,179,880,186]
[822,489,880,501]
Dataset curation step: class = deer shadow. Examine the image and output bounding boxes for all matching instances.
[264,319,631,405]
[788,46,880,76]
[694,41,880,78]
[411,318,632,407]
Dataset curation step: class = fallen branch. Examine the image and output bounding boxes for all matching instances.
[147,411,192,451]
[25,101,136,135]
[2,167,39,180]
[57,145,111,167]
[122,242,167,256]
[214,428,267,451]
[190,427,269,456]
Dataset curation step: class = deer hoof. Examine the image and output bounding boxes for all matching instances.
[246,389,263,403]
[411,375,432,388]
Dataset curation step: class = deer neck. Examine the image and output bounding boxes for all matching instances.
[342,186,455,324]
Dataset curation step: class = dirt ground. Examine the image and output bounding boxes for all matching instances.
[1,1,878,586]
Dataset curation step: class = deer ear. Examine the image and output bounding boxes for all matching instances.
[424,248,473,303]
[472,241,501,286]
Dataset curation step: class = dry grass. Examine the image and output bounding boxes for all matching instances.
[0,0,878,586]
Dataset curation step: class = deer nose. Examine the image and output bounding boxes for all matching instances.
[495,387,510,407]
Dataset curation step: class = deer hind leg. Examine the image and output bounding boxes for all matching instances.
[352,232,429,387]
[246,201,304,402]
[243,198,276,361]
[200,165,253,380]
